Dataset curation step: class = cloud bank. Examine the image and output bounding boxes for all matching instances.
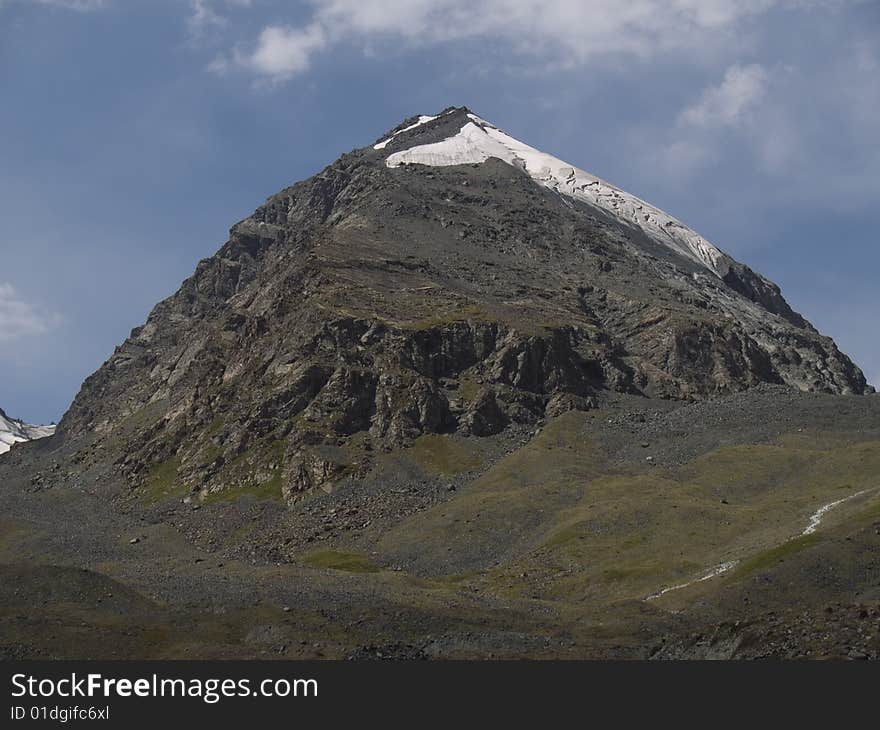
[0,0,108,9]
[681,64,769,128]
[224,0,839,81]
[0,284,58,342]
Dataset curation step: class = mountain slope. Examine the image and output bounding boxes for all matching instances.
[385,111,808,326]
[1,107,878,661]
[0,407,54,456]
[56,106,869,507]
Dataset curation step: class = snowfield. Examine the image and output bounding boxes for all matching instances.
[0,408,55,455]
[385,114,733,279]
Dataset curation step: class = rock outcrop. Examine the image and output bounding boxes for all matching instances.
[55,107,871,504]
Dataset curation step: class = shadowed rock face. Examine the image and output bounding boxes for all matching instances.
[58,107,871,502]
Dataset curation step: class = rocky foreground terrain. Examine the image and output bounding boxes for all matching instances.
[0,108,877,659]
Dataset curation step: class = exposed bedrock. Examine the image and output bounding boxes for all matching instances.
[52,107,871,505]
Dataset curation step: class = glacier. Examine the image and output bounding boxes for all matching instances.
[0,407,55,455]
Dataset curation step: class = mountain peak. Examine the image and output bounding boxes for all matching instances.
[54,105,871,507]
[375,108,732,283]
[2,106,877,664]
[372,107,468,150]
[360,107,822,331]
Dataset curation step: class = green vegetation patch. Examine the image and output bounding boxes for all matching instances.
[457,376,479,404]
[544,525,582,549]
[139,458,186,505]
[202,471,284,505]
[408,434,483,475]
[205,416,225,436]
[301,550,381,574]
[851,498,880,525]
[726,533,822,583]
[404,304,490,330]
[202,438,287,504]
[433,570,482,586]
[118,399,170,434]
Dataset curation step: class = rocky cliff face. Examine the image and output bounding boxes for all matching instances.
[58,107,871,504]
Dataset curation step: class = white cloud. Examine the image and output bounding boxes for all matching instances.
[223,0,828,81]
[235,23,328,80]
[680,64,768,127]
[1,0,109,9]
[188,0,224,36]
[660,34,880,207]
[309,0,779,53]
[659,139,715,178]
[187,0,252,39]
[648,63,773,180]
[0,284,58,342]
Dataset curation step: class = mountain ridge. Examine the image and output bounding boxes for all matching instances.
[384,109,810,328]
[2,107,879,661]
[55,106,870,507]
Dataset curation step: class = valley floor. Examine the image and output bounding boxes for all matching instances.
[1,386,879,660]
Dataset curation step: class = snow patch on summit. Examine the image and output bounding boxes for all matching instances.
[0,408,55,455]
[385,114,733,279]
[374,114,440,150]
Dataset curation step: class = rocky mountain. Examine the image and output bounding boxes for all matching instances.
[57,106,869,506]
[1,107,878,661]
[0,407,54,456]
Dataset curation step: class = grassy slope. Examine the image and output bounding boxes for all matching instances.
[375,411,880,613]
[3,403,878,658]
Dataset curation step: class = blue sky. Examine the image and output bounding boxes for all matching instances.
[1,0,878,424]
